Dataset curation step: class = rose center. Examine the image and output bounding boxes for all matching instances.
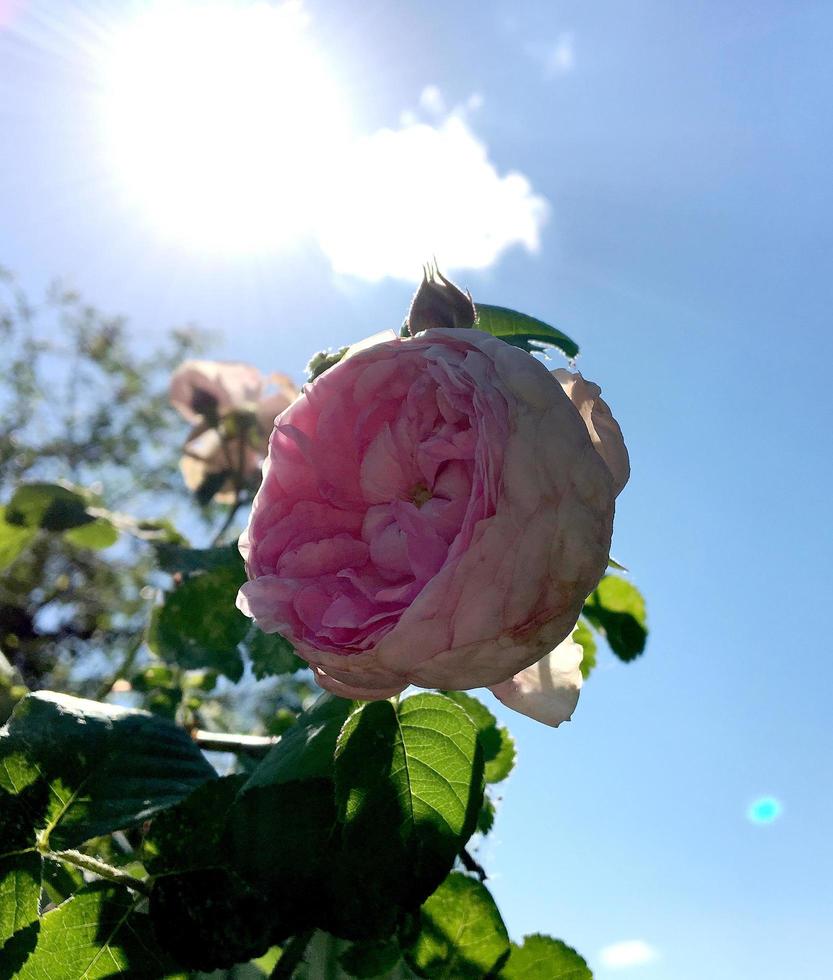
[408,482,433,508]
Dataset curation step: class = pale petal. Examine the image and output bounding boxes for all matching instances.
[552,369,630,497]
[487,630,583,727]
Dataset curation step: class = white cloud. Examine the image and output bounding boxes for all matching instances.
[316,92,549,282]
[599,940,660,970]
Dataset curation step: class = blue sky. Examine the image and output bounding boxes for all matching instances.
[2,1,832,977]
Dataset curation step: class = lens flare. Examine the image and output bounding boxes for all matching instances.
[99,0,351,253]
[747,796,782,824]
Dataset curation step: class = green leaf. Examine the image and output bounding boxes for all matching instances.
[16,882,181,979]
[63,518,118,550]
[142,775,246,876]
[328,694,483,939]
[340,938,404,978]
[153,542,242,575]
[149,564,248,682]
[0,691,216,850]
[499,934,592,979]
[225,777,338,937]
[5,482,93,532]
[573,621,597,680]
[477,795,496,835]
[150,867,274,971]
[0,507,36,571]
[442,692,516,785]
[407,872,510,978]
[0,852,41,947]
[244,628,304,680]
[474,305,579,359]
[583,575,648,663]
[243,694,353,790]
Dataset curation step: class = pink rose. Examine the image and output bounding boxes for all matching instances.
[237,329,628,725]
[170,360,298,503]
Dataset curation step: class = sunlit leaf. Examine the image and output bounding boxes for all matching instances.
[5,483,93,532]
[573,620,598,679]
[0,507,36,571]
[16,882,180,979]
[63,518,118,550]
[407,872,510,978]
[474,304,579,359]
[442,691,516,785]
[328,694,483,939]
[499,934,592,979]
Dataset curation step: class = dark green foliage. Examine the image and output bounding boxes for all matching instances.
[0,691,216,849]
[245,628,304,680]
[150,563,249,682]
[150,867,274,970]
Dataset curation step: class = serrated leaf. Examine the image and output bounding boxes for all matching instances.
[142,775,246,876]
[442,692,516,785]
[150,867,274,971]
[16,882,181,979]
[0,692,216,850]
[244,628,304,680]
[225,777,337,937]
[0,851,41,947]
[63,518,118,550]
[243,693,352,790]
[407,872,510,978]
[150,564,248,682]
[474,305,579,359]
[499,934,592,979]
[328,694,483,939]
[573,621,597,680]
[0,507,36,571]
[583,575,648,663]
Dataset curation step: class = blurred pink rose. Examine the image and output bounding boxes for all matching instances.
[237,329,628,724]
[169,360,298,503]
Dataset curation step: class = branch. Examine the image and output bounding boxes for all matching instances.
[192,728,278,756]
[46,849,152,897]
[460,847,487,881]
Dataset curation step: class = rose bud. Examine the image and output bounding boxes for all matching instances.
[406,264,476,336]
[237,329,628,726]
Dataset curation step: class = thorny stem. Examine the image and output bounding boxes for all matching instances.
[46,849,151,897]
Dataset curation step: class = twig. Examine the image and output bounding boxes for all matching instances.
[93,628,146,702]
[192,729,278,756]
[460,847,487,881]
[46,849,151,897]
[270,931,314,979]
[210,498,242,547]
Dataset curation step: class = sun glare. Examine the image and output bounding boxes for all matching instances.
[100,1,351,253]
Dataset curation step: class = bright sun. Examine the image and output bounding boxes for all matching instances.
[100,1,351,253]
